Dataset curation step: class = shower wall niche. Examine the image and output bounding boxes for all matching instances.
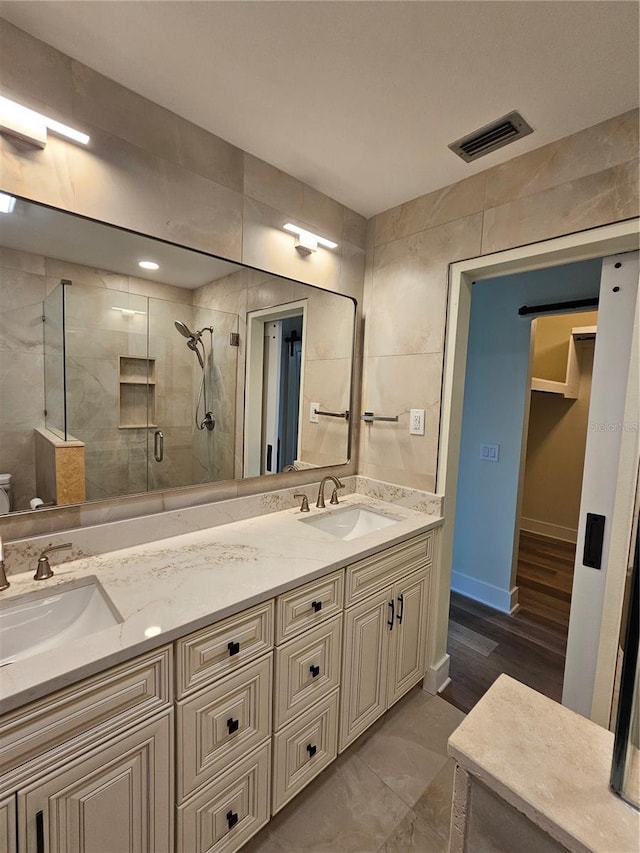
[44,277,238,502]
[119,357,157,429]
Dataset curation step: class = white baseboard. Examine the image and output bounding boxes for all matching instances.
[423,653,450,695]
[520,517,578,544]
[451,571,519,614]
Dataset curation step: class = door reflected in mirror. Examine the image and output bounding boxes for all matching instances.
[0,196,356,515]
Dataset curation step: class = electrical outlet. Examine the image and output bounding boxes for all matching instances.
[310,402,319,424]
[479,442,500,462]
[409,409,425,435]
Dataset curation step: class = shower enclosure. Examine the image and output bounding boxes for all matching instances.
[43,280,238,501]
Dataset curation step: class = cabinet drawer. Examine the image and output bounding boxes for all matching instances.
[176,741,270,853]
[272,690,339,814]
[177,654,272,803]
[345,532,432,606]
[275,570,344,644]
[0,646,172,792]
[274,614,342,730]
[176,600,273,698]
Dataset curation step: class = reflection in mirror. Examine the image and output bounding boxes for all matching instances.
[0,196,356,516]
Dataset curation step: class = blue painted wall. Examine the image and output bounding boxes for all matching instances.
[451,258,603,612]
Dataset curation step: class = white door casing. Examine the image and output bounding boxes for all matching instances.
[434,220,639,719]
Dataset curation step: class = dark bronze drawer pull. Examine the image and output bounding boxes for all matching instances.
[388,599,394,630]
[227,640,240,656]
[310,664,320,678]
[36,811,44,853]
[307,743,317,758]
[397,593,404,624]
[311,600,322,612]
[227,717,239,734]
[227,810,239,830]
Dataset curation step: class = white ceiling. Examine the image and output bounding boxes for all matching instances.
[0,1,638,217]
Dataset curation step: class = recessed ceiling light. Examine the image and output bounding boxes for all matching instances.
[0,192,16,214]
[138,260,159,270]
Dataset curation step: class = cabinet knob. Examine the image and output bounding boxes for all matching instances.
[227,640,240,657]
[311,600,322,612]
[226,810,239,830]
[309,664,320,678]
[227,717,239,734]
[307,743,317,758]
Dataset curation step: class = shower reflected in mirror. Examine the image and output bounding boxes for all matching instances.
[174,321,216,430]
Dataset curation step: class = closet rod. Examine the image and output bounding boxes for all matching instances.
[518,297,599,317]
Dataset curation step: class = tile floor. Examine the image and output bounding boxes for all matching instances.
[244,687,465,853]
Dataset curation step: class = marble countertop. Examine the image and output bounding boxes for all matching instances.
[448,674,640,853]
[0,493,441,714]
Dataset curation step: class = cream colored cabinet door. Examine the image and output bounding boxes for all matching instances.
[387,569,429,707]
[339,588,391,751]
[18,712,173,853]
[0,794,17,853]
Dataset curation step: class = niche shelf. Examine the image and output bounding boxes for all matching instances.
[119,356,157,428]
[531,325,596,399]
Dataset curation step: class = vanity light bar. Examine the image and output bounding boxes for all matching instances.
[0,95,90,147]
[112,306,147,317]
[283,223,338,251]
[0,192,16,214]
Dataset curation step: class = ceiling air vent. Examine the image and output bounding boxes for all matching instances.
[449,111,533,163]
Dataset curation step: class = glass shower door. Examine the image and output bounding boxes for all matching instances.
[146,297,238,493]
[62,283,150,501]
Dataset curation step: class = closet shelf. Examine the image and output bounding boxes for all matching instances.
[531,325,596,399]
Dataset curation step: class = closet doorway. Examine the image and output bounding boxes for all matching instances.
[517,309,598,658]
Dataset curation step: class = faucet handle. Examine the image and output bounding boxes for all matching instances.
[329,487,341,505]
[0,535,9,591]
[293,493,310,513]
[34,542,72,581]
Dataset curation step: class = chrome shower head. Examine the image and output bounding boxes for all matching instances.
[174,320,197,340]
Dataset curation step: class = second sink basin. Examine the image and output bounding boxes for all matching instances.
[300,504,401,540]
[0,577,122,667]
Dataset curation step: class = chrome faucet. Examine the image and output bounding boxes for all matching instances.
[316,475,345,509]
[0,536,9,591]
[34,542,72,580]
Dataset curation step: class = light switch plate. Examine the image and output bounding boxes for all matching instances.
[310,402,319,424]
[480,442,500,462]
[410,409,425,435]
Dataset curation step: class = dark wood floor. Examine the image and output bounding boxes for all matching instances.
[441,532,576,714]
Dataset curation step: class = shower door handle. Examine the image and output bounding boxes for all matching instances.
[154,430,164,462]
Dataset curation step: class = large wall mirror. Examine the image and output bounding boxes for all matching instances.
[0,195,356,517]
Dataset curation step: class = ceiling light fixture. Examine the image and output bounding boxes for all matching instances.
[0,192,16,214]
[138,260,159,271]
[111,306,147,317]
[283,223,338,255]
[0,95,90,148]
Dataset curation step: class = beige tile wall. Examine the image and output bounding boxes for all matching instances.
[361,109,639,491]
[0,19,365,539]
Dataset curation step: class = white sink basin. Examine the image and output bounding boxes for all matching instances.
[300,504,401,540]
[0,577,122,666]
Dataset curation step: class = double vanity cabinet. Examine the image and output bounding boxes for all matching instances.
[0,528,435,853]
